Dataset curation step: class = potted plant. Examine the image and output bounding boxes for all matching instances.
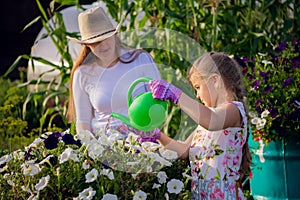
[237,40,300,199]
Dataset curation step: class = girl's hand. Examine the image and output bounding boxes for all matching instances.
[149,79,182,104]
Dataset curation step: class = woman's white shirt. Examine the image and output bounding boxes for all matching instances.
[72,50,160,133]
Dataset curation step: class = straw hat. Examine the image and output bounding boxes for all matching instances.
[68,6,119,44]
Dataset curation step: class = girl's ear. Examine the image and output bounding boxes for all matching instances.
[212,74,222,89]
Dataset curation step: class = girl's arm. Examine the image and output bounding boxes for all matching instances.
[158,132,194,159]
[178,93,241,131]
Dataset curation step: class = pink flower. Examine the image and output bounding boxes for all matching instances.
[212,188,225,199]
[208,182,214,188]
[222,155,230,166]
[223,130,229,135]
[233,155,240,165]
[200,190,206,198]
[228,184,235,192]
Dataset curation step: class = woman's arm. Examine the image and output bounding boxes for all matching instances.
[178,93,241,131]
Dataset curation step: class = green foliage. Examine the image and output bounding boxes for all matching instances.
[240,40,300,143]
[0,78,28,138]
[0,77,32,152]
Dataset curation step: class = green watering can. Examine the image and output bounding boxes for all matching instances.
[111,77,168,132]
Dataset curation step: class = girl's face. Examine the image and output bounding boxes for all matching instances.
[190,74,218,107]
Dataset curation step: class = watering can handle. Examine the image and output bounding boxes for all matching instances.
[128,77,153,107]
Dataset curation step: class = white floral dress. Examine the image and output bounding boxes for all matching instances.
[189,101,247,200]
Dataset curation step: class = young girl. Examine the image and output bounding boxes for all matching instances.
[136,52,252,199]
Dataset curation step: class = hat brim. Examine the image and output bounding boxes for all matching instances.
[68,25,119,44]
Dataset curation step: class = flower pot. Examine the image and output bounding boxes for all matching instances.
[248,136,300,199]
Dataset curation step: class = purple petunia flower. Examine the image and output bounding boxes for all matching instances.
[292,57,300,70]
[259,71,270,82]
[243,56,250,62]
[62,134,81,147]
[263,85,273,94]
[282,77,292,87]
[251,80,260,90]
[25,147,33,160]
[255,98,262,107]
[256,105,263,114]
[275,41,287,52]
[269,107,279,118]
[234,56,247,69]
[44,132,61,150]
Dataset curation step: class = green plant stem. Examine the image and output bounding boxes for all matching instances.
[211,3,218,50]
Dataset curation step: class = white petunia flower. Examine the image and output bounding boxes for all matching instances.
[59,147,79,164]
[164,193,169,200]
[261,110,270,118]
[21,160,41,176]
[88,143,104,159]
[21,185,32,193]
[141,142,160,152]
[108,172,116,181]
[167,179,184,194]
[28,193,39,200]
[101,193,118,200]
[107,132,124,143]
[26,137,44,150]
[35,175,50,191]
[295,100,300,108]
[152,153,172,167]
[0,155,11,165]
[12,150,25,160]
[39,155,54,165]
[157,171,168,184]
[131,173,138,179]
[126,132,139,143]
[251,117,260,125]
[75,187,96,200]
[261,60,273,65]
[7,180,15,186]
[133,190,147,200]
[152,183,161,189]
[98,135,112,146]
[100,169,114,180]
[159,148,178,160]
[85,168,98,183]
[258,52,267,56]
[82,160,90,170]
[248,111,257,118]
[77,130,95,145]
[256,118,267,130]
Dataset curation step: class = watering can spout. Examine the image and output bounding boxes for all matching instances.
[111,112,141,131]
[111,112,131,125]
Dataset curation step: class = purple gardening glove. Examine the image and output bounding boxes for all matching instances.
[116,123,161,143]
[149,79,182,104]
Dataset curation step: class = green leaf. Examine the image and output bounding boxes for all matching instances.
[22,16,41,32]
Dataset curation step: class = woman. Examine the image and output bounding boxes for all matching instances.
[67,6,160,136]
